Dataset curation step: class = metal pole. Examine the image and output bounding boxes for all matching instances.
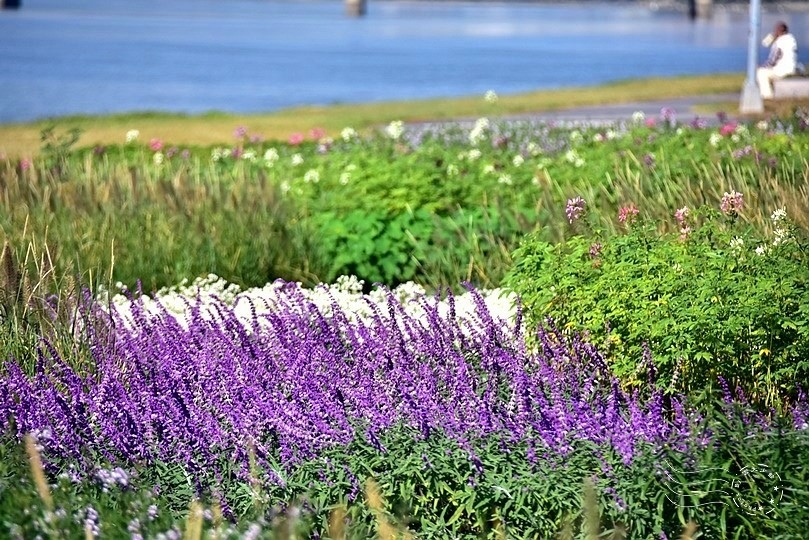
[739,0,763,113]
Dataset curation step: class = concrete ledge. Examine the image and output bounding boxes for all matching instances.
[773,77,809,99]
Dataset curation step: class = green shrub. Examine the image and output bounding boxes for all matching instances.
[312,208,433,286]
[505,203,809,405]
[312,205,528,290]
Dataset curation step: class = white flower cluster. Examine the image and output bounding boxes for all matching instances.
[484,89,498,104]
[497,173,512,185]
[593,129,618,143]
[741,208,792,255]
[211,148,229,161]
[341,126,357,142]
[730,123,748,143]
[568,130,584,145]
[105,275,519,337]
[525,141,542,156]
[457,148,482,161]
[263,148,279,166]
[564,149,585,168]
[125,129,140,143]
[385,120,404,140]
[339,163,356,185]
[771,207,791,246]
[469,117,489,146]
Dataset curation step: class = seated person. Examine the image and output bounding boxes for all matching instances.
[757,21,799,99]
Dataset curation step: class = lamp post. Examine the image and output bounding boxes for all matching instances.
[739,0,763,113]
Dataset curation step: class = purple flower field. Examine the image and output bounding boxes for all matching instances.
[2,281,709,488]
[2,250,808,537]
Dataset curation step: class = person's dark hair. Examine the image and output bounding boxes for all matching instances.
[776,21,788,34]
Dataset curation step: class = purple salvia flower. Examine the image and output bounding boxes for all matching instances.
[6,280,802,497]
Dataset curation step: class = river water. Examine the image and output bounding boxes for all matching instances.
[0,0,807,123]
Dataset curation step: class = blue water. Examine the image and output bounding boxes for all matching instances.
[0,0,807,123]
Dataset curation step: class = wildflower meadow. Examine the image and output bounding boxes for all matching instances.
[1,104,809,539]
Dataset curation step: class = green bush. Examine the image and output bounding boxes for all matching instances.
[312,208,433,286]
[312,205,529,290]
[505,204,809,405]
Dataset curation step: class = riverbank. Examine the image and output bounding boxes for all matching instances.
[0,73,745,158]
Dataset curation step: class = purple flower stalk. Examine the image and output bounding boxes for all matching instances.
[566,196,586,224]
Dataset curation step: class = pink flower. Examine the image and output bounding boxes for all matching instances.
[719,122,737,137]
[645,118,657,128]
[309,127,326,140]
[617,204,639,225]
[233,125,248,139]
[288,132,304,145]
[674,206,689,225]
[589,242,603,258]
[659,107,676,124]
[149,138,163,151]
[720,190,744,215]
[20,158,31,171]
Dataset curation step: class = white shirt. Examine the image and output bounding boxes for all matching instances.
[765,33,799,76]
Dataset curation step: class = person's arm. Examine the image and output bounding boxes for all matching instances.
[764,47,783,68]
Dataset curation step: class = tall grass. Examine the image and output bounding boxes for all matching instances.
[0,155,321,292]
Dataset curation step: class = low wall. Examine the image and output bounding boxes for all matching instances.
[773,77,809,99]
